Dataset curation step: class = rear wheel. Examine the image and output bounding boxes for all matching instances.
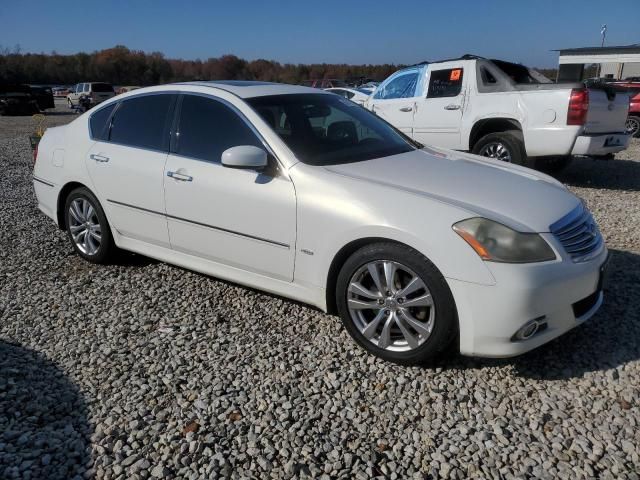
[472,130,533,168]
[336,242,457,365]
[626,115,640,138]
[64,187,115,264]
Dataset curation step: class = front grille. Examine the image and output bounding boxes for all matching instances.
[550,204,603,262]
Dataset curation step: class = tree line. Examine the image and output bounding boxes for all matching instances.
[0,45,403,86]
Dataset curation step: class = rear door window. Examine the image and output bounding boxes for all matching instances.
[89,103,116,141]
[109,94,175,151]
[175,94,262,163]
[92,83,114,93]
[427,68,464,98]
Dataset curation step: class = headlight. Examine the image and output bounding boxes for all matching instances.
[453,218,556,263]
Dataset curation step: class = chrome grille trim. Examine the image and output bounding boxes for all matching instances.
[550,204,604,263]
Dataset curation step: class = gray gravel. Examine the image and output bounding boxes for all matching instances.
[1,101,639,479]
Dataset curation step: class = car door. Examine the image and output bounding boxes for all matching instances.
[411,63,467,149]
[365,68,423,135]
[86,93,176,247]
[163,93,296,281]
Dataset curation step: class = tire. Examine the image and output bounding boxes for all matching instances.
[64,187,115,264]
[336,242,457,365]
[626,115,640,138]
[535,156,573,174]
[472,130,533,168]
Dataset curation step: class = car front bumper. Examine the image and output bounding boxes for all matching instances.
[571,133,630,156]
[448,241,609,358]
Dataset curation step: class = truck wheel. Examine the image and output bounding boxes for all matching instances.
[536,156,573,174]
[472,131,532,168]
[626,115,640,138]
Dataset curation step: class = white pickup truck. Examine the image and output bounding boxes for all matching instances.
[364,55,631,171]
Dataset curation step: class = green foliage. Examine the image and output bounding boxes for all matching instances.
[0,45,401,85]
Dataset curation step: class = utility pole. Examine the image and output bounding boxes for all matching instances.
[596,24,607,78]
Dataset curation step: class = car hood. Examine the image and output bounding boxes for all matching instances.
[324,147,579,232]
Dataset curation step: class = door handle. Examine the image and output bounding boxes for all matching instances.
[399,106,413,112]
[89,154,110,163]
[167,171,193,182]
[444,104,461,110]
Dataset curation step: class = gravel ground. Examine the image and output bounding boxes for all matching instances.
[1,101,639,479]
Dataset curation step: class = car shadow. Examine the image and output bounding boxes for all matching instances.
[555,156,640,192]
[111,249,158,267]
[0,341,92,479]
[438,248,640,380]
[44,111,77,117]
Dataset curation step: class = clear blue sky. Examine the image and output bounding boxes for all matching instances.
[1,0,638,67]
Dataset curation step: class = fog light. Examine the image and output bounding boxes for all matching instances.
[512,317,546,341]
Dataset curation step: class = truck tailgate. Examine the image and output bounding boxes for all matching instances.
[585,88,629,133]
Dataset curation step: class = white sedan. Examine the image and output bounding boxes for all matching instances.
[324,87,371,105]
[33,81,609,364]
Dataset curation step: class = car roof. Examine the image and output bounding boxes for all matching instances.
[174,80,327,98]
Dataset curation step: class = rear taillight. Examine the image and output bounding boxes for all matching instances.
[567,88,589,126]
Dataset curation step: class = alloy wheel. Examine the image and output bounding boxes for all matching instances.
[479,142,512,162]
[626,116,640,137]
[68,198,102,255]
[347,260,435,352]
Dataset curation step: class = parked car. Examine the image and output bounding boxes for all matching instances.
[365,55,631,172]
[324,87,371,105]
[52,86,72,97]
[302,79,347,89]
[0,84,39,115]
[29,85,56,111]
[67,82,115,108]
[116,86,141,95]
[609,82,640,137]
[34,82,608,365]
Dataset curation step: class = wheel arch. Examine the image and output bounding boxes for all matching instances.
[469,117,523,151]
[324,236,454,316]
[56,181,90,229]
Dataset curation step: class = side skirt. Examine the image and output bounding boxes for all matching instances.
[112,230,328,312]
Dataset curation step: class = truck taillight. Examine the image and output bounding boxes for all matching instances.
[567,88,589,126]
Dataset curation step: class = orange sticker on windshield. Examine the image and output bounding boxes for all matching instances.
[450,69,461,81]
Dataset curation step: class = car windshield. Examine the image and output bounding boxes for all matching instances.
[92,83,114,92]
[247,93,417,166]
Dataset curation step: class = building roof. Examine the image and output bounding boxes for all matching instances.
[554,44,640,56]
[173,80,325,98]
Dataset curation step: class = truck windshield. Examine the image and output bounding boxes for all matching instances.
[247,93,417,166]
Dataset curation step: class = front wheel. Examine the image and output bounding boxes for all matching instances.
[64,187,115,264]
[626,115,640,138]
[336,242,457,365]
[472,130,533,168]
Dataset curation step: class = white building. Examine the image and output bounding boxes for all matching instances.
[555,44,640,81]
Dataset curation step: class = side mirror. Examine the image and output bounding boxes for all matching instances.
[221,145,268,170]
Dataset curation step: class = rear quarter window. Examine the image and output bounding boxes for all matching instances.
[427,68,464,98]
[89,103,116,141]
